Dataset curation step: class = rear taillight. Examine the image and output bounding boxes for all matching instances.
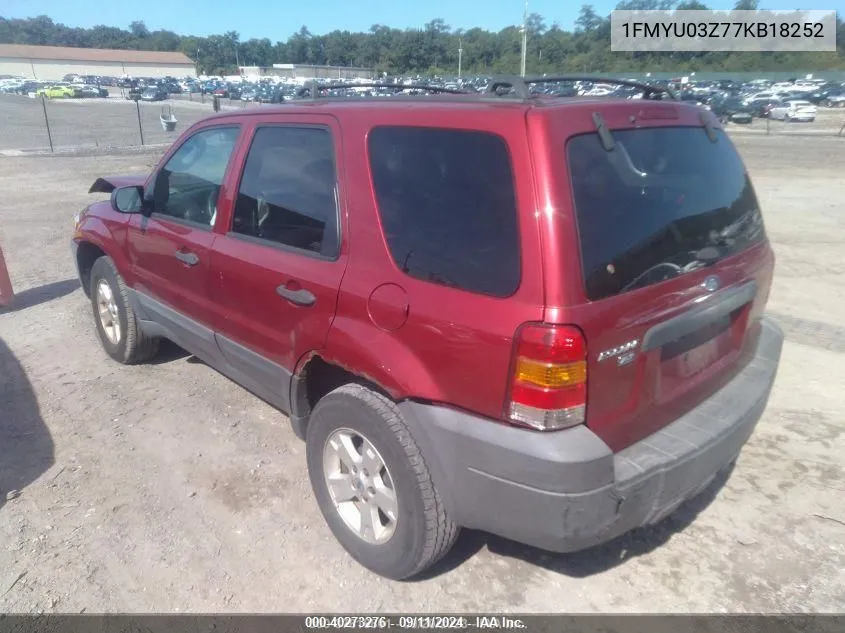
[505,323,587,431]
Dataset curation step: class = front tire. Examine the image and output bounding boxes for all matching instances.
[306,384,459,580]
[89,256,159,364]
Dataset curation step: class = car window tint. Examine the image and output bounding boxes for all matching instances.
[232,126,339,258]
[153,126,239,228]
[368,127,520,297]
[568,127,765,301]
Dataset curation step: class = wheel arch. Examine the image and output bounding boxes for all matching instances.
[74,215,132,297]
[288,321,447,440]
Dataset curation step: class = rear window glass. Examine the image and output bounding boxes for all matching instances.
[368,127,520,297]
[567,127,765,301]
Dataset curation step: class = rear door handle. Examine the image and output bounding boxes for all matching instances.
[175,250,199,266]
[276,285,316,307]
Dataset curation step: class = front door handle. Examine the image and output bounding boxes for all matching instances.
[175,250,199,266]
[276,285,316,307]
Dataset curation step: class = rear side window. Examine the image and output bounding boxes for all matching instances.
[568,127,765,301]
[368,127,520,297]
[232,126,338,258]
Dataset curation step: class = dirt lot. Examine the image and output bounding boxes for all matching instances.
[0,134,844,613]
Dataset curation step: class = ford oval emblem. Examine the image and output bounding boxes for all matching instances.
[702,276,721,292]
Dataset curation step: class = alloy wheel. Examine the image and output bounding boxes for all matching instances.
[322,428,398,544]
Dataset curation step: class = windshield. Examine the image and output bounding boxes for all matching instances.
[567,126,766,301]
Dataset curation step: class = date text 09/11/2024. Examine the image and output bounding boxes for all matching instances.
[303,616,527,629]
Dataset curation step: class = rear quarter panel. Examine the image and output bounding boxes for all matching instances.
[320,105,546,420]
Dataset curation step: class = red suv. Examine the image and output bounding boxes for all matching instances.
[72,77,783,580]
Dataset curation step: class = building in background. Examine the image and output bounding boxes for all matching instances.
[239,63,374,82]
[0,44,196,80]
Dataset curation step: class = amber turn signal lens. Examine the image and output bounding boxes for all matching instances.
[515,358,586,389]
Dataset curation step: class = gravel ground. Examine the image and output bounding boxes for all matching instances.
[0,134,844,613]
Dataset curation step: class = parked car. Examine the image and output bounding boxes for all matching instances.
[13,80,40,95]
[805,84,842,104]
[744,97,783,118]
[709,95,754,124]
[140,87,168,102]
[256,85,282,103]
[72,80,783,580]
[212,86,229,98]
[160,81,182,94]
[240,86,259,101]
[821,93,845,108]
[36,84,77,99]
[75,85,109,98]
[742,91,776,105]
[768,99,817,122]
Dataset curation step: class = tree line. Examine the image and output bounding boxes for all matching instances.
[1,0,843,77]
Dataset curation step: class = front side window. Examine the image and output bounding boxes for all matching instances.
[231,126,339,257]
[152,126,239,227]
[368,126,521,297]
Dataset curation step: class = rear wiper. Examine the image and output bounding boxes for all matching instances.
[591,112,616,151]
[700,110,718,143]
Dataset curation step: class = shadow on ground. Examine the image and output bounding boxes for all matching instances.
[0,337,54,511]
[1,279,78,312]
[420,461,735,580]
[146,339,190,365]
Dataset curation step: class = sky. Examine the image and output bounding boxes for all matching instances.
[1,0,839,39]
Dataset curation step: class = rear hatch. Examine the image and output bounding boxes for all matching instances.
[533,100,774,451]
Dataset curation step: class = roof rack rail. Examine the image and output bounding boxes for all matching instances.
[297,81,468,100]
[485,75,678,101]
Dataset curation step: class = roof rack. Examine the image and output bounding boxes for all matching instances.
[485,75,678,101]
[297,81,468,100]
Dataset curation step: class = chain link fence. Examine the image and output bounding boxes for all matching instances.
[724,108,845,138]
[0,92,264,153]
[1,92,844,153]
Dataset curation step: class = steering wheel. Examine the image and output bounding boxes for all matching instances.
[179,185,219,226]
[622,261,683,292]
[206,186,220,226]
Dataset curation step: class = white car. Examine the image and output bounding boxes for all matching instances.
[768,100,817,122]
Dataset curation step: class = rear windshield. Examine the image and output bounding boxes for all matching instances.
[567,127,765,301]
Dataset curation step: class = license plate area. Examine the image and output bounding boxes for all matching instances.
[659,312,733,390]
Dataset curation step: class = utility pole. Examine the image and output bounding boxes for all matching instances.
[520,0,528,77]
[458,38,463,82]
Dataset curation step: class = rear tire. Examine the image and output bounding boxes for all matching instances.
[306,384,459,580]
[89,256,159,364]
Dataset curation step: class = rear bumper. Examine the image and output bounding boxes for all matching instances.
[399,317,783,553]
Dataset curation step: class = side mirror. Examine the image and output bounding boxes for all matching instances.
[110,185,145,214]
